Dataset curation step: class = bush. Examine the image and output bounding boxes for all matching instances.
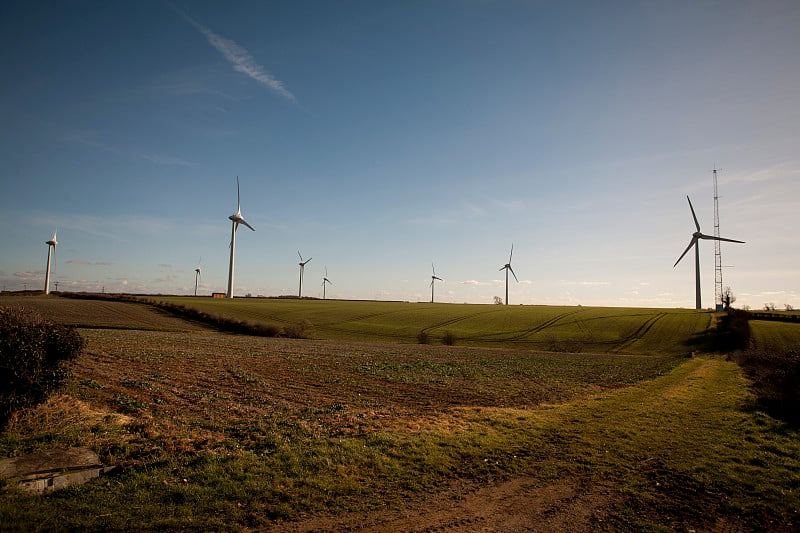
[713,309,751,352]
[0,306,83,428]
[442,331,457,346]
[546,334,583,353]
[283,319,313,339]
[417,331,430,344]
[732,349,800,424]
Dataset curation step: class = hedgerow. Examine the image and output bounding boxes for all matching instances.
[0,306,83,428]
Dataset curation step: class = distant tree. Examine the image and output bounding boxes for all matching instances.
[722,286,736,310]
[786,304,795,312]
[764,303,776,311]
[493,296,503,305]
[742,304,751,311]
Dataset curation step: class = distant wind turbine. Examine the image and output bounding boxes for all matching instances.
[499,244,518,305]
[430,263,443,303]
[297,252,312,297]
[44,230,58,295]
[226,177,255,299]
[322,267,332,300]
[674,196,744,310]
[194,257,202,297]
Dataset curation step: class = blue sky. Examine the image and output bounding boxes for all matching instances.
[1,0,798,308]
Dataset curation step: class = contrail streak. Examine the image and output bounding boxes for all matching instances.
[172,4,296,102]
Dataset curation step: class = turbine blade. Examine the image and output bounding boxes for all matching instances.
[711,236,745,244]
[687,196,700,232]
[306,257,312,264]
[236,176,241,212]
[509,244,514,263]
[509,266,518,282]
[240,219,255,231]
[298,251,303,261]
[499,265,506,272]
[673,238,697,267]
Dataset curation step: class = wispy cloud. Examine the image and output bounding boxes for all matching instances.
[64,132,194,167]
[67,260,91,265]
[14,270,44,278]
[723,161,800,184]
[141,154,194,167]
[174,7,296,103]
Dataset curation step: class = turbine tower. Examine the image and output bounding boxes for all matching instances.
[226,177,255,299]
[499,244,518,305]
[673,196,744,310]
[297,251,312,298]
[430,263,442,303]
[322,267,332,300]
[194,258,202,297]
[44,230,58,295]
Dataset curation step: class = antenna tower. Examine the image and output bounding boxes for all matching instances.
[713,167,723,311]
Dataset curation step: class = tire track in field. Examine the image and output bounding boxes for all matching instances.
[610,312,667,353]
[318,309,422,340]
[421,308,509,335]
[507,309,586,341]
[469,309,585,344]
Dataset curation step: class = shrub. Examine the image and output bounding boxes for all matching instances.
[442,331,457,346]
[713,309,751,352]
[283,319,313,339]
[732,349,800,424]
[0,306,83,428]
[417,331,430,344]
[546,334,583,353]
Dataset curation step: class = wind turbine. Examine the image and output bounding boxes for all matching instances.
[194,257,202,297]
[430,263,443,303]
[499,244,518,305]
[674,196,744,310]
[44,230,58,295]
[322,267,332,300]
[226,177,255,299]
[297,251,312,297]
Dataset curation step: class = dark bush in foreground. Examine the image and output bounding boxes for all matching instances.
[732,349,800,424]
[417,331,430,344]
[0,306,83,428]
[442,331,457,346]
[283,319,313,339]
[714,309,751,352]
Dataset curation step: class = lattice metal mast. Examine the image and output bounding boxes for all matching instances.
[713,167,724,310]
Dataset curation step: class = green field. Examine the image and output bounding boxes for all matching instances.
[750,320,800,352]
[155,296,712,355]
[1,295,798,531]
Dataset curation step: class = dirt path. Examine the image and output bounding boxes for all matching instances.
[277,475,618,532]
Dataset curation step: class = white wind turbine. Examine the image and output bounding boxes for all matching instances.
[430,263,443,303]
[226,178,255,299]
[44,230,58,295]
[194,257,202,297]
[674,196,744,310]
[499,244,518,305]
[322,267,332,300]
[297,252,312,297]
